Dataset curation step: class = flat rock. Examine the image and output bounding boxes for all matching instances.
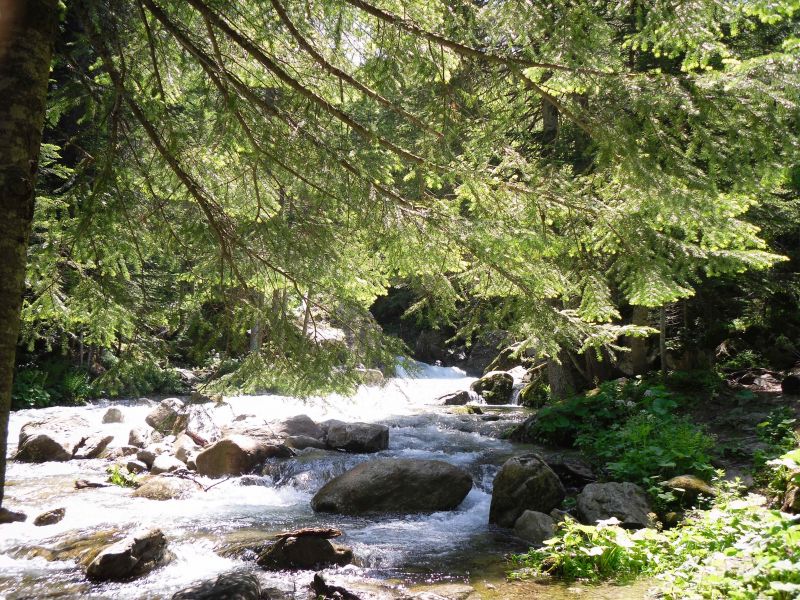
[257,535,352,570]
[16,416,114,462]
[172,572,264,599]
[132,476,198,501]
[312,458,473,515]
[151,454,185,475]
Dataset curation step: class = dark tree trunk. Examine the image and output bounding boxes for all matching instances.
[547,349,585,400]
[0,0,58,509]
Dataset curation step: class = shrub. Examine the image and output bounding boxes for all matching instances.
[11,368,52,409]
[92,352,185,398]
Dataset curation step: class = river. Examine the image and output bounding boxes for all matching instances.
[0,363,647,599]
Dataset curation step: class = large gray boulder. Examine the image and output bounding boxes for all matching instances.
[145,398,185,434]
[489,453,565,527]
[102,407,124,424]
[311,458,472,515]
[171,404,221,445]
[323,420,389,453]
[275,414,324,440]
[470,371,514,405]
[16,416,113,462]
[86,528,168,581]
[576,482,654,529]
[257,535,352,570]
[172,572,263,599]
[513,510,555,546]
[195,435,291,477]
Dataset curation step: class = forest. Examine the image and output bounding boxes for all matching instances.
[0,0,799,598]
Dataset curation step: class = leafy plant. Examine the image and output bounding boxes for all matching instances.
[106,465,139,488]
[11,368,52,409]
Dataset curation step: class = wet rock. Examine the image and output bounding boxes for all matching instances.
[285,435,327,450]
[172,572,264,599]
[137,443,169,469]
[275,414,324,440]
[126,459,148,474]
[195,435,291,477]
[145,398,185,435]
[451,405,483,415]
[439,391,472,406]
[576,482,654,529]
[128,427,150,448]
[257,535,352,570]
[132,475,198,500]
[33,507,66,527]
[101,445,139,460]
[357,368,384,386]
[174,433,200,463]
[86,528,168,582]
[489,453,565,528]
[463,330,510,376]
[16,416,113,462]
[311,573,363,600]
[75,479,111,489]
[151,454,185,475]
[470,371,513,405]
[102,407,124,424]
[664,475,716,504]
[312,458,473,515]
[0,507,27,524]
[323,420,389,453]
[513,510,555,546]
[782,479,800,514]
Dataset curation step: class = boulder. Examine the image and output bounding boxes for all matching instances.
[513,510,555,546]
[489,454,565,528]
[128,427,150,448]
[174,434,200,464]
[171,404,221,445]
[172,572,263,599]
[102,407,124,424]
[151,454,185,475]
[664,475,716,504]
[439,391,473,406]
[463,331,511,376]
[16,417,113,462]
[137,443,169,469]
[86,528,168,582]
[782,481,800,514]
[312,458,472,515]
[34,507,66,527]
[470,371,514,405]
[195,435,291,477]
[357,368,384,386]
[543,454,596,488]
[285,435,327,450]
[126,460,148,474]
[576,482,654,529]
[132,476,198,501]
[101,446,139,460]
[145,398,185,435]
[275,414,324,440]
[0,507,27,524]
[323,420,389,453]
[257,535,352,570]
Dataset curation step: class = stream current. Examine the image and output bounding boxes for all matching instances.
[0,363,545,599]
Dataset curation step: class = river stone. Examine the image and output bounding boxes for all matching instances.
[151,454,185,475]
[174,433,200,464]
[0,507,27,524]
[285,435,327,450]
[664,475,716,504]
[544,454,596,488]
[489,453,565,528]
[275,414,324,440]
[137,443,169,469]
[576,482,654,529]
[145,398,185,435]
[171,404,221,445]
[439,390,472,406]
[470,371,514,405]
[782,480,800,514]
[513,510,555,546]
[172,572,263,599]
[257,535,352,570]
[132,476,198,500]
[126,459,148,474]
[73,434,115,460]
[311,458,473,515]
[34,507,66,527]
[16,416,93,462]
[195,435,290,477]
[323,420,389,453]
[86,528,168,581]
[128,427,150,448]
[102,407,124,424]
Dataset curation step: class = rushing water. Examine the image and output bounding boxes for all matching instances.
[0,363,642,599]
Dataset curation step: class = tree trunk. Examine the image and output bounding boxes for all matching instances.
[0,0,58,510]
[547,349,584,400]
[628,306,651,375]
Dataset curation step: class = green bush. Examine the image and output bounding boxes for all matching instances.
[92,352,185,398]
[11,368,52,409]
[577,413,716,487]
[11,364,92,409]
[511,480,800,598]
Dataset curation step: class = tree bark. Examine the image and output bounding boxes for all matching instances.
[547,349,585,400]
[0,0,58,509]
